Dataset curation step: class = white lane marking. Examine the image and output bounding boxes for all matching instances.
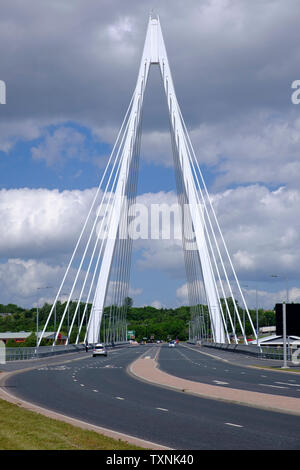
[259,383,288,389]
[115,397,125,400]
[213,380,229,385]
[80,384,85,387]
[225,423,244,428]
[275,382,300,387]
[93,390,98,393]
[156,407,168,412]
[261,375,267,378]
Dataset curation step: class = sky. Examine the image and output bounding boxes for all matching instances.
[1,0,300,310]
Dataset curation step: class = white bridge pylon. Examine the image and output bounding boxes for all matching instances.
[38,14,258,347]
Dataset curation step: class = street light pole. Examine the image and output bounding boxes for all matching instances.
[256,288,258,342]
[36,286,53,348]
[36,306,39,348]
[270,274,289,368]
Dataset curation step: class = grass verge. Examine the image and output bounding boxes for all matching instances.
[0,398,145,450]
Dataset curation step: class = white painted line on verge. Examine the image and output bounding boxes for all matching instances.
[225,423,243,428]
[156,408,168,412]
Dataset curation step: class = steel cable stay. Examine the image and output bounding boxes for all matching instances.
[177,122,237,343]
[105,74,145,344]
[66,123,131,345]
[66,93,138,344]
[86,58,150,344]
[77,109,142,345]
[178,106,257,341]
[52,100,134,346]
[38,90,135,346]
[170,117,211,342]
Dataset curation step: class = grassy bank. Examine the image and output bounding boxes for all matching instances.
[0,398,145,450]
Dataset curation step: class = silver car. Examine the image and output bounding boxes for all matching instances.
[92,343,107,357]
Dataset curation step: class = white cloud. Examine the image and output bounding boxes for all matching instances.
[107,16,133,42]
[1,184,300,309]
[0,258,64,306]
[0,187,96,259]
[151,300,163,309]
[31,127,87,166]
[176,283,188,305]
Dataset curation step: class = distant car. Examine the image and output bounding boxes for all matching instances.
[169,340,176,348]
[92,343,107,357]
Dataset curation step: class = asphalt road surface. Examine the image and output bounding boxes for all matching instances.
[159,343,300,398]
[5,345,300,449]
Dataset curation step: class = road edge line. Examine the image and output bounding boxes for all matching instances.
[0,354,170,450]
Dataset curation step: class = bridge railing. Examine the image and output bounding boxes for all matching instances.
[4,341,130,362]
[4,344,85,362]
[190,340,296,361]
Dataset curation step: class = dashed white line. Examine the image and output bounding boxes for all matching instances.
[115,397,125,400]
[259,383,288,389]
[225,423,244,428]
[156,407,168,412]
[213,380,229,385]
[275,382,300,387]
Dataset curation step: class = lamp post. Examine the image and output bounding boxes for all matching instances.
[61,293,70,339]
[270,274,289,368]
[36,286,53,347]
[242,285,249,337]
[255,285,259,346]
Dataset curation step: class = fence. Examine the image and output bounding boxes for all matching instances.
[4,344,85,361]
[191,340,299,361]
[4,340,130,362]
